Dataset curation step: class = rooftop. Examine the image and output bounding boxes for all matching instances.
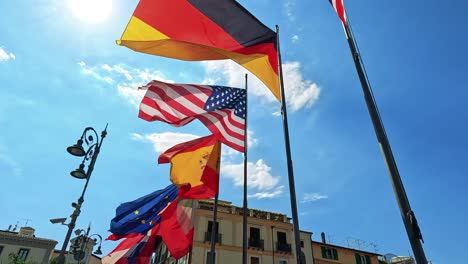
[197,199,291,223]
[312,240,381,256]
[0,227,57,245]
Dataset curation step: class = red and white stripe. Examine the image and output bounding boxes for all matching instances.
[102,226,159,264]
[139,80,245,152]
[330,0,347,25]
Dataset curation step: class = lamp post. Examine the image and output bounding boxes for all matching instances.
[71,224,103,263]
[54,125,108,264]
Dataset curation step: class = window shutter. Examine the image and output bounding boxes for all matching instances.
[321,247,326,258]
[365,255,371,264]
[355,253,361,264]
[333,248,338,260]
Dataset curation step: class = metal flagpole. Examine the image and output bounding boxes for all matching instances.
[188,200,198,264]
[209,194,219,264]
[242,73,249,264]
[275,25,303,264]
[341,16,428,264]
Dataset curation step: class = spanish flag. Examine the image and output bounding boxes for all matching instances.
[158,135,221,199]
[118,0,280,101]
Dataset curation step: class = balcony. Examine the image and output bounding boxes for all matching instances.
[204,232,222,244]
[276,242,292,254]
[248,238,264,250]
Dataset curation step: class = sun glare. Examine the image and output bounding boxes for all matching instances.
[69,0,112,24]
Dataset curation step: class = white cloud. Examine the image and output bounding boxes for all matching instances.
[0,47,16,62]
[131,132,199,153]
[301,192,328,203]
[247,129,258,149]
[283,61,320,111]
[222,159,280,191]
[272,111,281,117]
[284,0,296,22]
[78,61,114,84]
[201,60,320,111]
[248,186,284,199]
[78,62,173,107]
[292,35,299,43]
[0,152,21,176]
[117,85,146,107]
[102,64,133,80]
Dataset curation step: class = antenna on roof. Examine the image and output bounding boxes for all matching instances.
[369,242,379,253]
[12,221,19,232]
[7,225,12,231]
[21,218,32,227]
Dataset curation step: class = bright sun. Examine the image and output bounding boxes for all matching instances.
[69,0,112,24]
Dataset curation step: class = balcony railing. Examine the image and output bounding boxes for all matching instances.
[204,232,222,244]
[276,242,292,253]
[248,238,264,250]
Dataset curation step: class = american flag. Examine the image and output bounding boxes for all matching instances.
[139,80,246,152]
[329,0,347,25]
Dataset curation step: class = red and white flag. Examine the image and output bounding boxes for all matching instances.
[329,0,347,25]
[102,225,159,264]
[139,80,246,152]
[158,199,194,260]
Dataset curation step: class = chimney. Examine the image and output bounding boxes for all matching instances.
[19,227,35,237]
[321,232,326,244]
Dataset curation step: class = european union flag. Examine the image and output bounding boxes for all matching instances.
[110,184,178,236]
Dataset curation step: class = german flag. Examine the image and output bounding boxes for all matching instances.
[118,0,280,101]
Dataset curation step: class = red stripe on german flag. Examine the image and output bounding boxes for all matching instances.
[118,0,280,101]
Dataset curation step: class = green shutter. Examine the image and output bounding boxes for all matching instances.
[365,255,371,264]
[321,247,326,258]
[355,253,361,264]
[333,248,338,260]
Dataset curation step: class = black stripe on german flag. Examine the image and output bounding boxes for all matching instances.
[187,0,277,48]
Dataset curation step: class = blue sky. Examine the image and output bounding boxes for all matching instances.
[0,0,467,263]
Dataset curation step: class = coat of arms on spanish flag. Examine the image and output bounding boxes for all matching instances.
[158,135,221,199]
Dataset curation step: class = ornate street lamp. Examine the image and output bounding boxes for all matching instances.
[52,125,108,264]
[71,225,103,262]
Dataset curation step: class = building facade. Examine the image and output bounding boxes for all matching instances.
[152,199,388,264]
[154,200,313,264]
[311,240,380,264]
[0,226,57,264]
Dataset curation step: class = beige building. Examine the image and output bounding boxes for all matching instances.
[311,239,380,264]
[0,226,57,264]
[154,199,313,264]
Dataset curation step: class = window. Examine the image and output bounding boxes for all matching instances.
[279,260,288,264]
[17,248,30,261]
[0,245,4,256]
[355,253,371,264]
[300,240,304,248]
[277,231,287,244]
[206,221,221,243]
[321,246,338,260]
[207,221,219,235]
[250,256,260,264]
[249,227,264,249]
[250,227,260,240]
